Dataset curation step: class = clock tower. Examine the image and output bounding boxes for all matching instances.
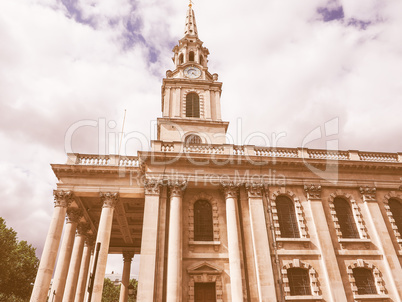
[155,4,229,147]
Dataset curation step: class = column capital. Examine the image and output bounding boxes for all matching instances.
[304,184,322,200]
[66,208,83,224]
[244,182,265,198]
[360,186,377,202]
[76,222,90,236]
[221,181,240,199]
[170,181,187,197]
[144,178,162,196]
[123,251,134,263]
[100,192,119,208]
[85,234,95,248]
[53,190,74,208]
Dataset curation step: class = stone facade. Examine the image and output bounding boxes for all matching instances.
[31,4,402,302]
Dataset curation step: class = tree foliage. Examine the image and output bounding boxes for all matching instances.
[101,278,138,302]
[0,217,39,301]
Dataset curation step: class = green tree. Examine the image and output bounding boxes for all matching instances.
[0,217,39,301]
[101,278,120,302]
[101,278,138,302]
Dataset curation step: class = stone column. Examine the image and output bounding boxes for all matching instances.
[30,191,73,302]
[91,192,119,302]
[51,207,83,302]
[221,182,243,302]
[119,252,134,302]
[360,187,402,298]
[305,185,347,302]
[245,183,277,301]
[63,223,90,301]
[166,182,186,302]
[137,180,162,302]
[74,236,94,302]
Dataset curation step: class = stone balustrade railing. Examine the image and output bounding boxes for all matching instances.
[66,145,402,166]
[68,154,140,167]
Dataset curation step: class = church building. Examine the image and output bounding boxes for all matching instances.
[31,4,402,302]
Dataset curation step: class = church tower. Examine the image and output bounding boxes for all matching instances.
[156,4,229,146]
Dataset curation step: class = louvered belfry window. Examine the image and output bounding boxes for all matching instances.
[389,198,402,233]
[185,134,202,145]
[186,92,200,118]
[194,200,213,241]
[288,268,311,296]
[353,268,377,295]
[276,196,300,238]
[334,197,359,238]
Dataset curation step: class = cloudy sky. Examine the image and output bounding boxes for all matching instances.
[1,0,401,276]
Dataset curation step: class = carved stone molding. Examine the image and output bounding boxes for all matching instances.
[244,182,264,198]
[123,251,134,262]
[53,190,74,208]
[346,259,386,296]
[220,181,240,199]
[328,190,368,242]
[170,181,187,197]
[76,222,90,236]
[144,178,162,196]
[359,186,377,202]
[271,189,308,239]
[85,235,95,248]
[383,191,402,249]
[100,192,119,208]
[281,259,321,297]
[187,262,224,302]
[304,184,322,200]
[66,208,83,224]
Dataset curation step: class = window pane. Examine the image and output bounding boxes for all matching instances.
[288,268,311,296]
[353,268,377,295]
[276,196,300,238]
[334,198,359,238]
[389,199,402,233]
[194,200,213,241]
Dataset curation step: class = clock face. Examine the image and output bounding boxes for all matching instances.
[184,66,201,79]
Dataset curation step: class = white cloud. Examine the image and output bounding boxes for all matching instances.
[0,0,401,277]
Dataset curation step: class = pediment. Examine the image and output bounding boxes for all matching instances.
[187,262,223,275]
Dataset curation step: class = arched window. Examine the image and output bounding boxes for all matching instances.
[194,200,213,241]
[189,51,195,62]
[353,268,377,295]
[185,134,202,145]
[276,196,300,238]
[389,198,402,233]
[288,268,311,296]
[334,197,359,238]
[199,55,204,66]
[186,92,200,118]
[179,53,184,65]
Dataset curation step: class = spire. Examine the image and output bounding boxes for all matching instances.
[184,2,198,38]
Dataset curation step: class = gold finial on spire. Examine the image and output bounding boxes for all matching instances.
[189,0,193,8]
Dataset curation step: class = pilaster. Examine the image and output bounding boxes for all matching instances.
[360,186,402,299]
[245,182,276,301]
[304,184,347,302]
